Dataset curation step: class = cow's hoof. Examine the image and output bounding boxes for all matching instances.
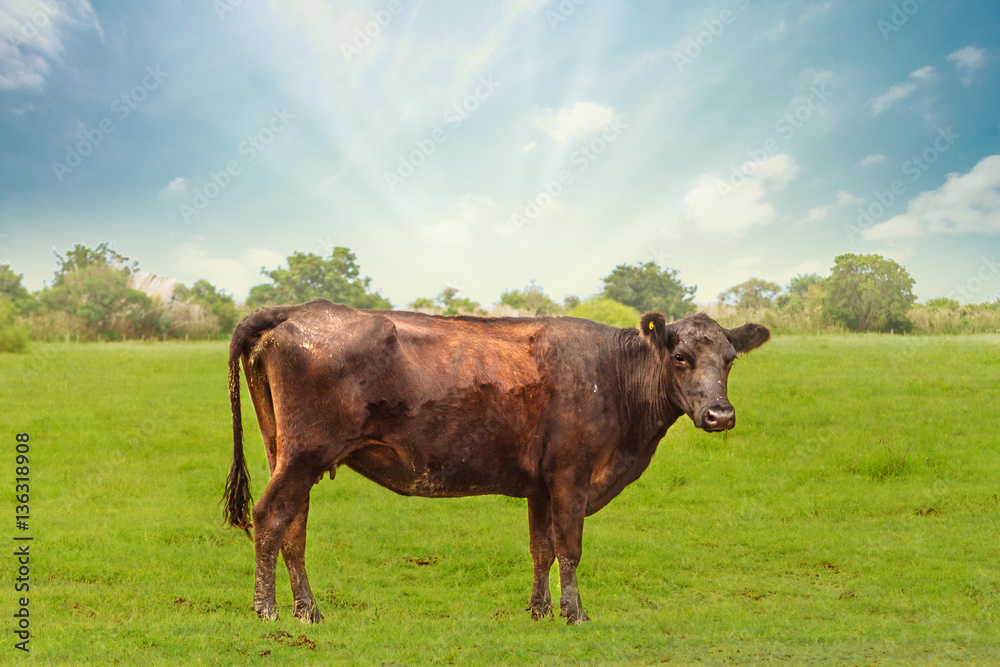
[294,602,324,624]
[560,600,590,625]
[527,603,552,620]
[255,605,278,621]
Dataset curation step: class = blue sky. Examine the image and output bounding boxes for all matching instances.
[1,0,999,307]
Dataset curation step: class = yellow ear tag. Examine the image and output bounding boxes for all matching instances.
[649,321,655,330]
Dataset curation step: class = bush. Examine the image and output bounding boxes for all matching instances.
[568,297,641,328]
[0,298,27,353]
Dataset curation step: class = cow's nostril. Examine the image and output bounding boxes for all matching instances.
[705,406,735,430]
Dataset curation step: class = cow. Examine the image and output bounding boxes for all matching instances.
[223,299,769,624]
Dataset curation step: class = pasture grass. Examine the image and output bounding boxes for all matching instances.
[2,333,999,664]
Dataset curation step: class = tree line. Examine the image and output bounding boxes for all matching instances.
[0,243,997,352]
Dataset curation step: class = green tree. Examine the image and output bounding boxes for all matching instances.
[601,261,696,320]
[408,288,486,315]
[438,287,486,316]
[823,253,916,332]
[718,277,782,310]
[498,280,561,316]
[39,263,155,339]
[174,279,238,333]
[925,297,960,310]
[408,297,437,311]
[0,297,28,352]
[789,273,824,296]
[52,242,137,285]
[0,263,32,313]
[568,296,641,328]
[247,247,392,310]
[37,243,160,340]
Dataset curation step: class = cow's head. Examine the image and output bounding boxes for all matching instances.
[640,312,769,432]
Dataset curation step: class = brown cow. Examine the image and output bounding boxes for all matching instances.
[223,299,769,624]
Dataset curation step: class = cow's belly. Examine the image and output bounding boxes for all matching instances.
[342,440,538,498]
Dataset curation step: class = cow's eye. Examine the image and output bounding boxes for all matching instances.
[673,354,686,365]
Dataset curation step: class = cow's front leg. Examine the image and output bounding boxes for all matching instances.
[550,484,590,624]
[526,494,555,619]
[252,463,313,621]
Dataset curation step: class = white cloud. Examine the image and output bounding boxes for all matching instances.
[859,154,885,168]
[421,195,493,245]
[522,141,537,153]
[533,102,616,143]
[837,190,862,205]
[754,20,785,43]
[946,45,986,85]
[868,67,933,115]
[0,0,103,90]
[864,155,1000,240]
[159,177,187,197]
[803,205,831,222]
[682,154,799,237]
[172,244,286,302]
[794,190,863,230]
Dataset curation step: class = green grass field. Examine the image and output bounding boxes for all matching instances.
[2,334,999,665]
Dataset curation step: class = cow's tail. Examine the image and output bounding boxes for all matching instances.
[223,305,300,538]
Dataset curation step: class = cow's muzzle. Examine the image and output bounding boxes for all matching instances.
[700,402,735,432]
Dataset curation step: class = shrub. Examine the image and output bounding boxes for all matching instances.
[568,297,641,328]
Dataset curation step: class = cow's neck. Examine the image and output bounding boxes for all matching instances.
[612,333,682,455]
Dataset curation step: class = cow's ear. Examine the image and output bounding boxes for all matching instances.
[640,312,676,350]
[726,322,770,354]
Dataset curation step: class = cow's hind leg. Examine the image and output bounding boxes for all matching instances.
[282,496,324,623]
[252,462,314,621]
[526,495,555,619]
[551,484,589,624]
